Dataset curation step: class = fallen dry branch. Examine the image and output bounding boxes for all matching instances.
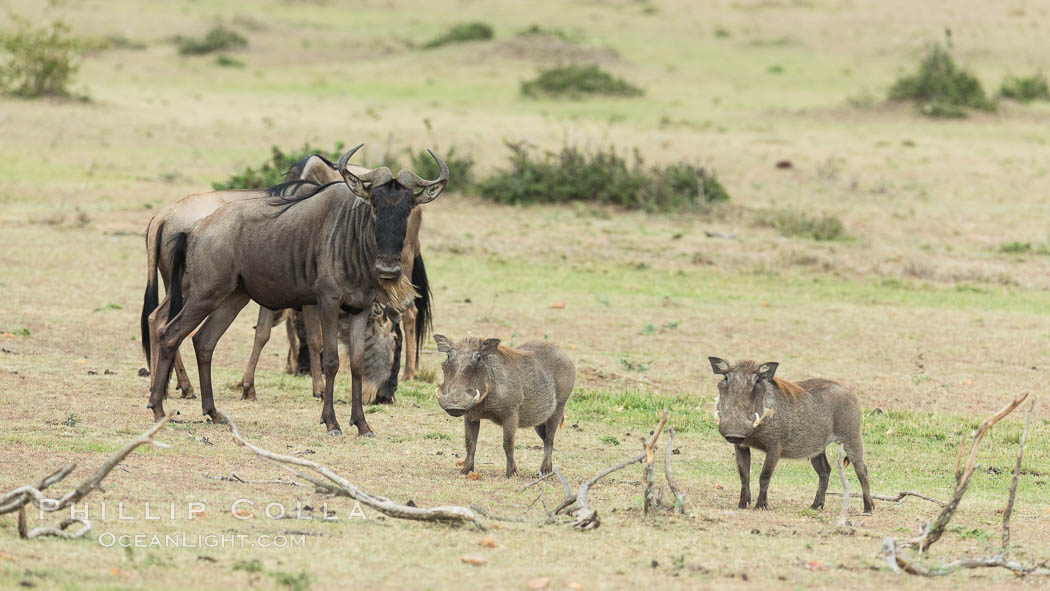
[836,445,850,527]
[881,394,1049,577]
[826,490,945,506]
[1002,399,1034,550]
[664,428,686,514]
[205,472,311,488]
[221,411,485,530]
[0,414,174,540]
[643,410,670,515]
[569,451,645,530]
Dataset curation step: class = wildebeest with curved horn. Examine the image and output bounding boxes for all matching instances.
[239,152,433,401]
[145,144,447,435]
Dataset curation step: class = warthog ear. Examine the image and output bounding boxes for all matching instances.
[433,334,452,353]
[480,338,501,355]
[708,357,730,375]
[757,362,778,380]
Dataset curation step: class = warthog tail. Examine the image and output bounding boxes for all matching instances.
[411,253,432,359]
[167,232,189,323]
[140,220,164,363]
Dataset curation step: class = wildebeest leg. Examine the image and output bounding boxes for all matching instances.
[343,307,375,437]
[462,418,480,475]
[502,410,519,477]
[301,306,324,399]
[240,306,275,401]
[172,350,195,399]
[148,297,214,421]
[192,293,250,423]
[316,302,343,435]
[755,444,782,510]
[734,445,752,508]
[401,302,417,381]
[283,310,297,374]
[809,451,832,510]
[844,442,875,514]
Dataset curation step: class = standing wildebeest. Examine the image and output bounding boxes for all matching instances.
[708,357,874,513]
[238,153,432,401]
[433,335,575,477]
[146,145,447,436]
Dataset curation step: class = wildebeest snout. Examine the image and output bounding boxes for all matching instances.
[375,256,402,279]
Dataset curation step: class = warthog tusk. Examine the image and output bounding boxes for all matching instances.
[712,397,720,425]
[433,386,440,398]
[473,389,481,403]
[752,408,774,428]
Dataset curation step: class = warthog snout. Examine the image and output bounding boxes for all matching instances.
[723,434,746,445]
[444,407,467,417]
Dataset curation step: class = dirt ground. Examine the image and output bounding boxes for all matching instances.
[1,0,1049,589]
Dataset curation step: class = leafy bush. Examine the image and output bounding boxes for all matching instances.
[214,143,346,190]
[177,26,247,56]
[516,24,579,42]
[760,209,848,241]
[888,44,993,116]
[214,54,244,68]
[999,241,1050,255]
[521,64,643,98]
[422,22,493,49]
[0,17,81,98]
[476,143,728,213]
[998,73,1050,103]
[405,146,475,193]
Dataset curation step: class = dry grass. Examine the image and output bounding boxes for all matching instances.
[2,0,1050,589]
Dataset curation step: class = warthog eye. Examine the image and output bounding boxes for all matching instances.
[471,351,481,363]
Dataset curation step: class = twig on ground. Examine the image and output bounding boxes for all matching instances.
[643,410,670,515]
[826,490,945,506]
[836,444,850,527]
[664,428,686,514]
[205,472,311,488]
[1002,399,1035,550]
[881,394,1050,577]
[520,471,555,492]
[220,410,484,530]
[0,414,174,540]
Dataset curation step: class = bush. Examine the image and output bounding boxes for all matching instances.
[998,73,1050,103]
[405,146,475,193]
[214,54,244,68]
[476,143,728,213]
[214,143,346,190]
[516,24,579,42]
[177,26,247,56]
[888,43,993,116]
[760,209,848,241]
[521,64,643,98]
[422,22,493,49]
[0,17,81,98]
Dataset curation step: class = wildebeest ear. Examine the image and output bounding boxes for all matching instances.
[480,338,501,355]
[708,357,730,375]
[757,362,778,380]
[341,169,371,202]
[433,334,452,353]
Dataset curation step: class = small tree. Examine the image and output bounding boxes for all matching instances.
[0,17,81,98]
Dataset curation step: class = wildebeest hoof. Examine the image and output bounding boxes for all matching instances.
[358,431,376,439]
[178,386,195,399]
[459,467,474,475]
[313,392,323,399]
[754,503,769,510]
[810,502,824,510]
[327,429,342,436]
[206,413,228,425]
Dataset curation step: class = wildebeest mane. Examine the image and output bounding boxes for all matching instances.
[284,153,337,181]
[267,181,341,216]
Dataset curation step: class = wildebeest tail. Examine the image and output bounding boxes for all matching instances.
[140,220,164,363]
[411,253,432,357]
[167,232,189,322]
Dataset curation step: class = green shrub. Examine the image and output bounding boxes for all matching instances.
[521,64,643,98]
[0,17,81,98]
[422,22,493,49]
[888,43,993,116]
[761,209,848,241]
[516,24,579,42]
[405,146,475,193]
[476,143,728,213]
[177,26,247,56]
[214,142,346,190]
[999,240,1050,255]
[214,54,244,68]
[998,73,1050,103]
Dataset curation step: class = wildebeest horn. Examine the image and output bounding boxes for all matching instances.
[338,144,394,198]
[396,149,449,204]
[337,144,365,170]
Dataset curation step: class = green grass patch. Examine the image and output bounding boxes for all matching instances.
[888,43,994,116]
[759,209,848,241]
[998,73,1050,103]
[423,431,451,440]
[999,241,1050,255]
[0,16,82,99]
[214,54,245,68]
[476,143,728,212]
[177,26,247,56]
[422,22,493,49]
[521,64,643,98]
[515,24,580,42]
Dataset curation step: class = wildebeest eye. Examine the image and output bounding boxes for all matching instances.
[472,351,481,363]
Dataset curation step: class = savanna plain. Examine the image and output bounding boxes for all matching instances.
[1,0,1050,590]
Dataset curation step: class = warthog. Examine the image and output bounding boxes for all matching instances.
[708,357,874,513]
[433,335,575,477]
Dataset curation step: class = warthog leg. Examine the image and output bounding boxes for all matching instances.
[462,418,480,475]
[502,409,519,477]
[734,445,752,508]
[810,451,832,510]
[755,443,782,510]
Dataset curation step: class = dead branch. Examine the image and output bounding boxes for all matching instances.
[1002,399,1035,550]
[0,414,173,540]
[836,445,850,527]
[664,429,686,514]
[221,411,484,530]
[826,490,945,506]
[643,410,670,515]
[520,471,555,492]
[570,452,645,530]
[205,472,311,488]
[881,394,1050,577]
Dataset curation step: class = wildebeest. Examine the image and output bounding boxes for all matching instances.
[433,335,575,477]
[708,357,874,513]
[238,153,432,401]
[145,145,447,436]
